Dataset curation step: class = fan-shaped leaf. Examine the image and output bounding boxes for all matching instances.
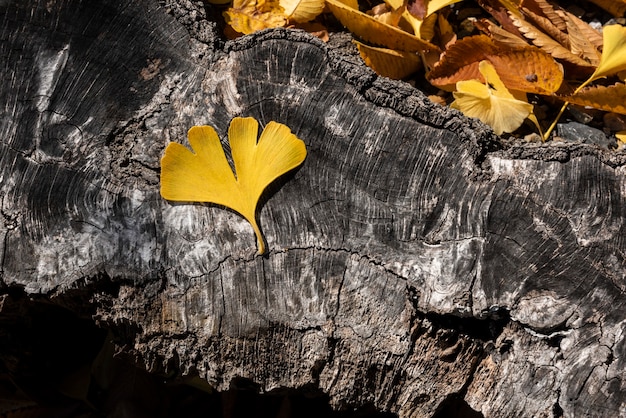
[161,117,307,254]
[451,60,534,135]
[591,25,626,80]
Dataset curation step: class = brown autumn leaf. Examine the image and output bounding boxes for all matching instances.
[520,6,570,50]
[521,0,567,32]
[508,12,594,68]
[563,13,601,66]
[559,9,603,51]
[475,18,528,48]
[586,0,626,18]
[427,35,563,94]
[326,0,440,52]
[354,41,423,79]
[562,83,626,115]
[477,0,525,40]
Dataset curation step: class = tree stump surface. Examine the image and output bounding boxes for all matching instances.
[1,1,626,417]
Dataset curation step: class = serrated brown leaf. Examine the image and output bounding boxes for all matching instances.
[475,18,528,48]
[326,0,440,52]
[509,12,594,68]
[477,0,525,40]
[521,6,570,50]
[564,13,601,66]
[560,10,603,50]
[521,0,567,32]
[427,35,563,94]
[354,41,423,79]
[587,0,626,18]
[562,83,626,115]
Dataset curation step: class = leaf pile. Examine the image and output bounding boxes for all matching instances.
[211,0,626,143]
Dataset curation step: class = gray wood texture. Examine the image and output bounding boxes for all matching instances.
[1,0,626,416]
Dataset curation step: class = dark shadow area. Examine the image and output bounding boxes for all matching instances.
[433,394,484,418]
[0,292,397,418]
[424,308,511,342]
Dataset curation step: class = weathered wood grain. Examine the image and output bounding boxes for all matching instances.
[1,0,626,416]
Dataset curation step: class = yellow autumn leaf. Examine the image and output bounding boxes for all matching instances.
[354,40,423,79]
[616,131,626,147]
[451,60,534,136]
[590,24,626,81]
[280,0,324,23]
[325,0,440,53]
[160,117,307,254]
[224,0,287,35]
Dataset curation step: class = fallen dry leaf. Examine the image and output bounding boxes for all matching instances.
[562,83,626,115]
[354,40,423,79]
[427,34,563,94]
[590,24,626,81]
[224,0,287,34]
[161,117,307,254]
[280,0,325,23]
[326,0,440,52]
[451,60,534,135]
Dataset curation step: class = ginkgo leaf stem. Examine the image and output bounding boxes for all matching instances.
[250,219,266,255]
[543,77,596,141]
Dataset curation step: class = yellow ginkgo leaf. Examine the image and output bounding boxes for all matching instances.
[280,0,325,23]
[160,117,307,254]
[451,60,534,136]
[590,24,626,81]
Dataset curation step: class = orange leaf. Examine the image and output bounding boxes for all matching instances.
[427,35,563,94]
[354,41,423,79]
[325,0,440,52]
[562,83,626,115]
